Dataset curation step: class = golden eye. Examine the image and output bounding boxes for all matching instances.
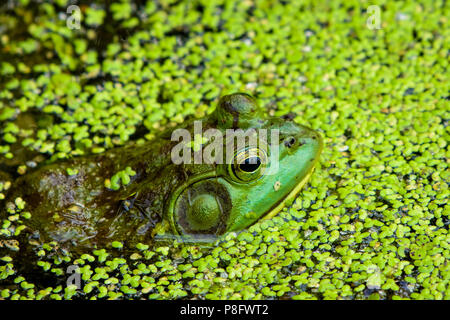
[229,147,267,182]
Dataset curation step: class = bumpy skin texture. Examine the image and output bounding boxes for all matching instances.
[4,138,180,252]
[2,93,322,251]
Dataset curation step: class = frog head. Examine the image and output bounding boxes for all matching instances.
[164,93,323,240]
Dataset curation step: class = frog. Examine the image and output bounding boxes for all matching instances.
[1,93,323,253]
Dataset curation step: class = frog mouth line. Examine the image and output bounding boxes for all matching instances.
[261,167,315,222]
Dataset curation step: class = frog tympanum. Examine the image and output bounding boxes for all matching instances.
[1,93,323,251]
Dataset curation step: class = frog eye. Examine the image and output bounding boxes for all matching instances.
[229,147,267,182]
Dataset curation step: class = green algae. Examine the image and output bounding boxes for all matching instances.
[0,0,449,300]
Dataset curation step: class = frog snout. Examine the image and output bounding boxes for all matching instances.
[283,136,297,148]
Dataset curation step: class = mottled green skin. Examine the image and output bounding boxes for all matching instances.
[2,93,322,251]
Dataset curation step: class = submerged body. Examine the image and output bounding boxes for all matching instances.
[1,93,323,251]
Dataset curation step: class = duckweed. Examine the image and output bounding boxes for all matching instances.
[105,167,137,191]
[0,0,449,301]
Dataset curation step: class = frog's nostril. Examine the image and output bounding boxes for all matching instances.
[284,137,296,148]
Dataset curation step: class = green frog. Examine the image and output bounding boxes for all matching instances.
[1,93,323,252]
